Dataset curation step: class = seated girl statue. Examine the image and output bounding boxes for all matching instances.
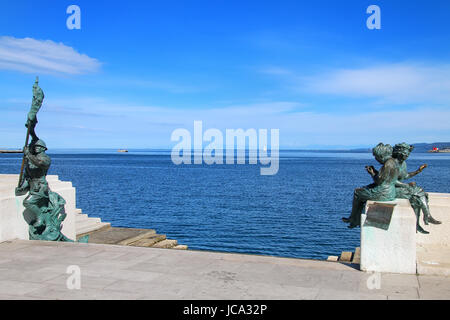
[391,142,441,233]
[342,143,398,228]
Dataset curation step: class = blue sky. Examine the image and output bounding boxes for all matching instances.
[0,0,449,149]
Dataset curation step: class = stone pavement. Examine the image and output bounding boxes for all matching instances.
[0,240,449,300]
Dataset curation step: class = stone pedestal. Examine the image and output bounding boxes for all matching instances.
[0,174,76,242]
[360,199,417,274]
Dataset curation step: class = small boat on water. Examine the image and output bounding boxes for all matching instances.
[0,150,22,153]
[117,149,129,153]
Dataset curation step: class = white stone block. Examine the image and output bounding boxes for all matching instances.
[360,199,417,274]
[0,174,76,242]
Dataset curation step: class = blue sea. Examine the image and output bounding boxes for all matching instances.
[1,150,449,260]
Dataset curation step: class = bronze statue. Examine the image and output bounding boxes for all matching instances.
[392,143,441,233]
[342,143,398,228]
[344,142,442,233]
[15,78,87,242]
[15,140,74,241]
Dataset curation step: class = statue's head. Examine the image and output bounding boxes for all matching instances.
[372,143,393,164]
[393,143,414,161]
[32,139,47,154]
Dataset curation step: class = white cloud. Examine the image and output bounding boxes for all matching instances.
[304,63,450,104]
[0,36,101,75]
[3,94,449,148]
[5,97,446,148]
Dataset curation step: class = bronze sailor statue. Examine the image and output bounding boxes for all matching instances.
[15,78,87,242]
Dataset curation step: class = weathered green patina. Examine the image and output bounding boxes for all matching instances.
[27,76,44,144]
[343,142,442,234]
[15,78,88,242]
[342,143,399,228]
[392,142,441,233]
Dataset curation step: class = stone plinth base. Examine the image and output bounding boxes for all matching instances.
[360,199,417,274]
[0,174,76,242]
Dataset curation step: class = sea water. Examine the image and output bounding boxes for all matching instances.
[1,150,449,260]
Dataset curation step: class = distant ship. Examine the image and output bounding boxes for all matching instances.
[117,149,129,153]
[428,147,450,153]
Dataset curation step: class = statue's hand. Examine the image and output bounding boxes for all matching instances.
[365,165,375,175]
[409,182,416,187]
[419,164,427,172]
[15,187,27,196]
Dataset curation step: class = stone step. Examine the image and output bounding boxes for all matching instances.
[76,217,102,230]
[75,213,105,224]
[129,234,167,247]
[352,247,361,264]
[173,245,188,250]
[151,239,178,249]
[339,251,353,262]
[327,256,339,262]
[117,231,157,246]
[75,214,89,222]
[328,248,360,264]
[85,227,156,245]
[76,222,111,237]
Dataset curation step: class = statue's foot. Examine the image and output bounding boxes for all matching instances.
[428,216,442,225]
[424,216,442,225]
[417,225,429,234]
[342,217,350,223]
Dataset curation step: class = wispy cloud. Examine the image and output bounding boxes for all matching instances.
[0,36,101,75]
[305,63,450,104]
[2,93,450,148]
[260,62,450,105]
[308,63,450,105]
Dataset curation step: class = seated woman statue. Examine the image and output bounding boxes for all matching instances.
[391,142,441,233]
[342,143,398,228]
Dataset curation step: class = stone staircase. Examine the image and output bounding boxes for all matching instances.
[74,208,111,237]
[76,226,188,250]
[327,247,360,264]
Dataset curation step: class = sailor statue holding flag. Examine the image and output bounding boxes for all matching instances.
[15,77,87,242]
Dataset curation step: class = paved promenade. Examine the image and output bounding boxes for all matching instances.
[0,240,449,300]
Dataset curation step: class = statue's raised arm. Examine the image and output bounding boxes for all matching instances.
[27,76,45,144]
